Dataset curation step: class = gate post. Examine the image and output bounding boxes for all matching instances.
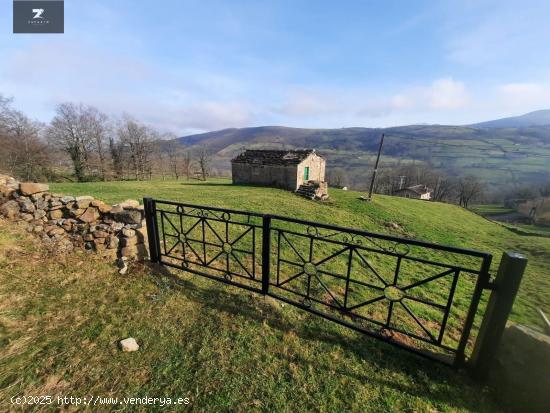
[469,252,527,379]
[143,197,160,263]
[261,215,271,294]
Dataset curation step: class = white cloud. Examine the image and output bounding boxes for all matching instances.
[368,78,469,114]
[276,77,469,124]
[496,83,550,109]
[0,33,544,132]
[390,94,413,110]
[424,77,469,110]
[278,90,339,117]
[3,1,550,132]
[170,101,254,131]
[0,39,257,134]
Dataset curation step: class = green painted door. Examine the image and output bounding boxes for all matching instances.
[304,166,310,181]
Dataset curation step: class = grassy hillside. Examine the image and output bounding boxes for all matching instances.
[49,179,550,328]
[2,179,549,411]
[173,124,550,189]
[0,218,500,412]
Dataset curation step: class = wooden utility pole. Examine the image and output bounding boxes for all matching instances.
[367,133,385,200]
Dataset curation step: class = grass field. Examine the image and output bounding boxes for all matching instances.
[1,179,549,411]
[49,179,550,327]
[471,204,550,236]
[470,205,516,216]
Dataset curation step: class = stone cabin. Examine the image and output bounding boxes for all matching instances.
[231,149,328,199]
[394,184,432,200]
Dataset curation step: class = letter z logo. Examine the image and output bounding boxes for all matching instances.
[32,8,45,19]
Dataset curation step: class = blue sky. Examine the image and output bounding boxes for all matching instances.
[1,0,550,134]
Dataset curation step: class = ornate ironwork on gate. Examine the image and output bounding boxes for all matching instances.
[145,199,264,293]
[143,197,524,368]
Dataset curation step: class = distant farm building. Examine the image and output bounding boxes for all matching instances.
[394,184,432,200]
[231,149,328,199]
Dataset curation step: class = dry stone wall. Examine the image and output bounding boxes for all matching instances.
[0,175,148,261]
[490,323,550,412]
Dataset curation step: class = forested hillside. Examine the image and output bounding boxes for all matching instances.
[175,121,550,192]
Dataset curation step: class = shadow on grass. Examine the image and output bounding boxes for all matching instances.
[178,181,232,187]
[144,262,490,412]
[177,181,288,190]
[501,223,550,238]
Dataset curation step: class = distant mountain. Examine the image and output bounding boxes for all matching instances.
[174,112,550,190]
[178,124,493,153]
[471,110,550,128]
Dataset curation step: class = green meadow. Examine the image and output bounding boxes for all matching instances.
[1,178,548,412]
[49,178,550,328]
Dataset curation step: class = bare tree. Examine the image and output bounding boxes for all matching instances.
[196,146,210,181]
[0,95,13,125]
[117,115,154,180]
[152,141,167,180]
[181,150,192,180]
[47,103,95,181]
[396,164,438,189]
[83,107,111,181]
[431,174,456,202]
[327,167,347,187]
[457,175,484,208]
[147,128,161,180]
[9,118,49,181]
[375,164,458,203]
[163,136,181,180]
[0,96,50,181]
[109,136,125,180]
[374,167,400,194]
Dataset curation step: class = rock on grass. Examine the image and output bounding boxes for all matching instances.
[119,337,139,352]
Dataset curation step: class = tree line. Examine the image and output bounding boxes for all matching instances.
[328,164,486,207]
[0,95,210,182]
[5,92,547,211]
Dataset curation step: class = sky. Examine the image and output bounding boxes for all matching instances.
[1,0,550,135]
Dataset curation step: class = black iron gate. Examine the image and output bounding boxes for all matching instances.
[143,197,525,369]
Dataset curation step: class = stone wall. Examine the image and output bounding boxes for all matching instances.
[231,163,299,190]
[489,323,550,412]
[231,152,326,191]
[313,181,328,199]
[0,175,148,262]
[297,153,326,188]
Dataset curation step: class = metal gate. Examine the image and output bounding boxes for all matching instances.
[143,197,526,370]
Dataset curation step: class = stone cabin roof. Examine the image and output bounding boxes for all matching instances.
[395,184,433,195]
[231,149,321,166]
